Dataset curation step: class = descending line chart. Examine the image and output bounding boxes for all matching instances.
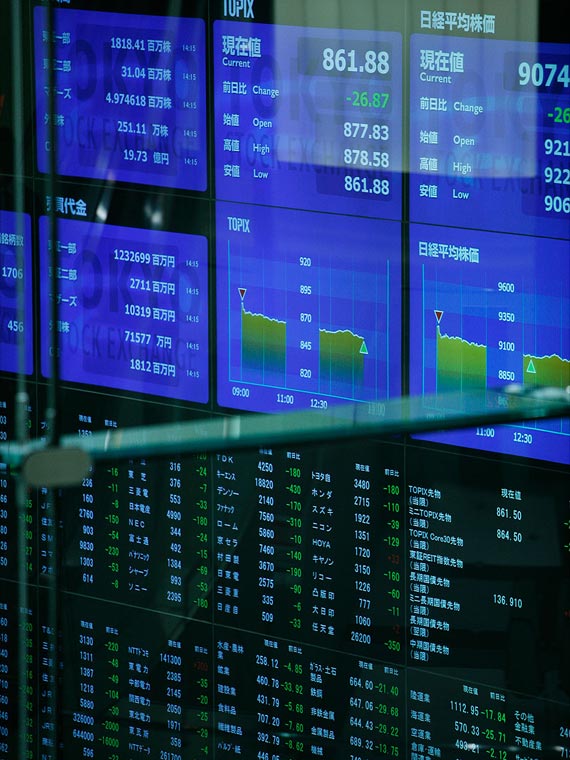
[434,310,487,394]
[217,203,401,413]
[410,224,570,465]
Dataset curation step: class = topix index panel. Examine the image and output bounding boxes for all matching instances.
[1,1,568,758]
[214,21,403,219]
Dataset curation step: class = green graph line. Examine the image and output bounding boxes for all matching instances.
[436,326,487,393]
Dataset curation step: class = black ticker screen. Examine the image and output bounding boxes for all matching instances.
[0,1,568,759]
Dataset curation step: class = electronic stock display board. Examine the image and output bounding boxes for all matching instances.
[407,9,570,465]
[0,1,568,759]
[18,0,569,458]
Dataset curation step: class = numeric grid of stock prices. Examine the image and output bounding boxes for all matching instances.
[0,390,569,757]
[0,1,568,759]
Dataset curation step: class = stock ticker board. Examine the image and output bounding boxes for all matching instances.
[0,1,567,758]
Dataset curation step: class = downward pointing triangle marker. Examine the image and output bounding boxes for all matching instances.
[238,288,246,301]
[434,310,443,324]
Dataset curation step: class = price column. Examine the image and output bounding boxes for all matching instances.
[254,447,300,630]
[340,660,404,760]
[255,448,278,629]
[351,460,404,658]
[253,447,307,635]
[72,619,98,758]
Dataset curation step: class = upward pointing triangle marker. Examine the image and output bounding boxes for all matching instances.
[360,341,368,355]
[238,288,247,301]
[526,358,536,374]
[434,310,444,324]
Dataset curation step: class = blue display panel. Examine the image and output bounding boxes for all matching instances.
[0,211,32,375]
[409,223,570,464]
[214,22,402,219]
[410,35,570,240]
[40,217,208,403]
[34,7,207,191]
[216,202,401,413]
